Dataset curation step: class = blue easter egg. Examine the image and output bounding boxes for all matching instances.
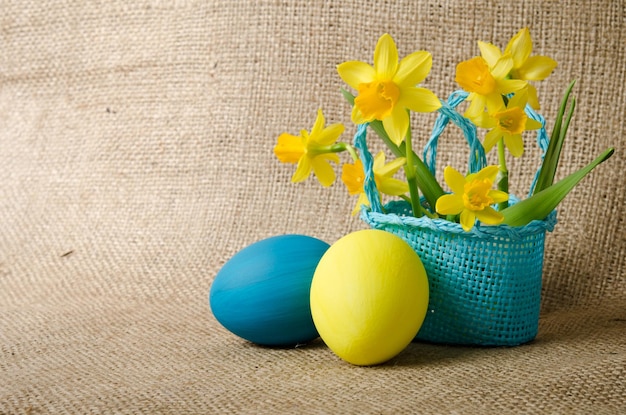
[209,234,329,346]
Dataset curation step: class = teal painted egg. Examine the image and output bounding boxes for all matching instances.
[209,234,329,346]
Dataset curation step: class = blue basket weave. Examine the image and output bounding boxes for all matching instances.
[355,91,557,346]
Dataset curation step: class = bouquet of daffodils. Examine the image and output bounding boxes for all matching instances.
[274,29,613,231]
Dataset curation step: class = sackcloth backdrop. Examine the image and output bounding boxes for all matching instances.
[1,0,624,413]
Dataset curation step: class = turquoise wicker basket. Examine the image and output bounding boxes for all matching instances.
[355,92,557,346]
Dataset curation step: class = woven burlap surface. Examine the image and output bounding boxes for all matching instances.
[0,1,624,413]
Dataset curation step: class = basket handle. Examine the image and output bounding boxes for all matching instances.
[423,90,486,176]
[425,90,549,196]
[353,123,384,214]
[353,90,549,214]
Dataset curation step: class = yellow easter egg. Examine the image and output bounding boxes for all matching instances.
[310,229,429,366]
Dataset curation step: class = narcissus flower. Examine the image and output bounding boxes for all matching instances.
[274,109,344,187]
[337,33,441,145]
[455,55,527,118]
[435,165,509,231]
[472,91,543,157]
[341,152,408,215]
[478,27,557,109]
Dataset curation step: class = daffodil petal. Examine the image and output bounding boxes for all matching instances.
[460,209,476,231]
[351,193,370,216]
[464,97,486,119]
[491,55,514,79]
[478,41,502,67]
[488,189,509,203]
[443,166,466,194]
[382,106,409,146]
[372,152,386,171]
[394,51,432,86]
[378,177,409,196]
[291,156,312,183]
[337,61,376,90]
[508,89,528,108]
[470,111,497,129]
[504,134,525,157]
[475,165,500,182]
[527,84,540,110]
[316,123,345,145]
[377,156,406,176]
[517,56,558,80]
[497,78,528,95]
[310,109,325,137]
[525,117,543,130]
[506,28,532,69]
[436,193,464,215]
[321,153,340,164]
[351,104,367,124]
[474,206,504,225]
[485,92,508,115]
[398,87,442,113]
[374,34,398,80]
[311,157,336,187]
[483,128,502,153]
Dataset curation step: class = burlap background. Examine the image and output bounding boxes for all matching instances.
[1,1,624,413]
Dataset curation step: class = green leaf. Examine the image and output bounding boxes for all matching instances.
[399,141,444,209]
[533,80,577,194]
[340,88,444,209]
[502,147,614,226]
[340,87,356,106]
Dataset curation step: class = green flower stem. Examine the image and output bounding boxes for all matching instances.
[399,195,438,218]
[319,142,358,161]
[333,142,359,162]
[497,139,509,210]
[422,206,439,219]
[343,143,359,162]
[403,119,423,217]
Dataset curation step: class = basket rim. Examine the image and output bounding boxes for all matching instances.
[361,199,557,241]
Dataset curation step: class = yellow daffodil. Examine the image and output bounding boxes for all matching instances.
[435,165,509,231]
[478,27,557,109]
[337,33,441,145]
[274,109,344,187]
[341,152,408,215]
[472,91,543,157]
[455,55,527,119]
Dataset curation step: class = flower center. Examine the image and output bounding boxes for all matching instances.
[455,57,496,96]
[463,179,494,211]
[355,80,400,120]
[495,107,527,134]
